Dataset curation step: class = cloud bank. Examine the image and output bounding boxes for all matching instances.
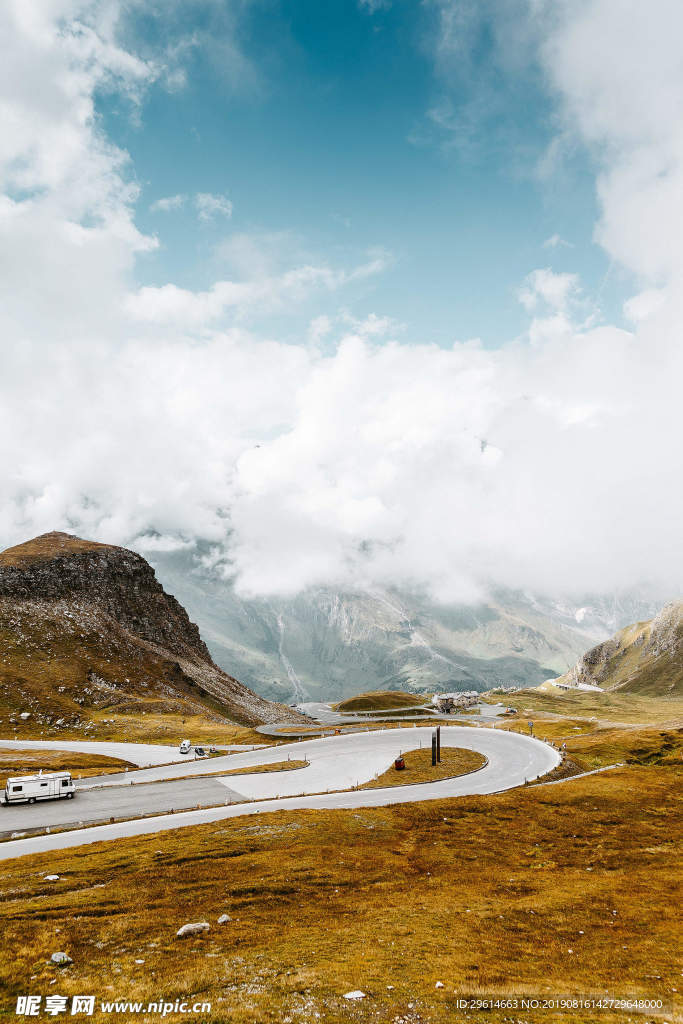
[0,0,681,605]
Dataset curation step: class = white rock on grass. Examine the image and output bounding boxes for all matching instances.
[45,875,60,881]
[343,991,366,1000]
[435,981,444,989]
[176,922,210,939]
[217,914,232,925]
[50,952,72,966]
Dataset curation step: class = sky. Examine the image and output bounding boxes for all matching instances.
[0,0,681,603]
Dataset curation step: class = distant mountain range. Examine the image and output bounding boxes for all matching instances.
[147,545,667,704]
[547,600,682,696]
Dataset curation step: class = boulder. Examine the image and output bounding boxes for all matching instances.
[343,991,366,1000]
[50,952,73,966]
[175,922,210,939]
[217,914,231,925]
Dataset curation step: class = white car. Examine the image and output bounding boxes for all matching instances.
[179,739,192,754]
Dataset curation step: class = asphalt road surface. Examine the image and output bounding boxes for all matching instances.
[0,726,560,861]
[0,739,196,767]
[0,777,245,834]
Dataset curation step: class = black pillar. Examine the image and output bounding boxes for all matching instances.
[432,731,437,766]
[436,725,441,763]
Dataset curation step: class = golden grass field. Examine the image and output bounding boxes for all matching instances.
[0,750,135,789]
[333,690,429,713]
[0,696,680,1024]
[359,745,486,789]
[485,687,683,725]
[0,762,679,1024]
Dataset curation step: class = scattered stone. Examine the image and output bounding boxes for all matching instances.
[435,981,444,989]
[135,959,145,964]
[50,952,73,967]
[217,914,232,925]
[343,991,366,1001]
[45,875,60,881]
[175,922,210,939]
[20,712,31,720]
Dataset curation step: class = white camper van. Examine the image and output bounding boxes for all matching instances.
[3,771,75,805]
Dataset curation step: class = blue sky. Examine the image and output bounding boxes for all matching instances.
[101,0,621,347]
[2,0,681,600]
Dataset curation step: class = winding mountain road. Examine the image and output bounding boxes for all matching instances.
[0,726,559,862]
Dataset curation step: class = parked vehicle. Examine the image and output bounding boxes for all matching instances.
[3,771,75,805]
[194,746,208,759]
[179,739,192,754]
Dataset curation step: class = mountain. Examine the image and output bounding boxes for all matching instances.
[145,545,666,703]
[548,600,683,696]
[0,532,297,732]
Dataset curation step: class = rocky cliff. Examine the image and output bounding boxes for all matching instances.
[0,532,299,731]
[554,600,682,696]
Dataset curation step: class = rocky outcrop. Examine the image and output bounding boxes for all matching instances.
[558,600,682,696]
[0,535,211,662]
[0,532,301,726]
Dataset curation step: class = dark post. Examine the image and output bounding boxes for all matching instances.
[436,725,441,763]
[431,731,437,767]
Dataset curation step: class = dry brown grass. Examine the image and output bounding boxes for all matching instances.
[489,688,683,726]
[0,533,109,567]
[178,759,308,782]
[0,749,135,788]
[333,691,428,713]
[0,760,679,1024]
[359,746,486,789]
[497,718,683,771]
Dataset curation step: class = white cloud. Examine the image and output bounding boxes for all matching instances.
[124,251,390,327]
[358,0,391,12]
[150,192,234,221]
[622,288,667,324]
[536,0,683,284]
[0,0,681,610]
[150,194,186,212]
[542,233,572,249]
[194,192,233,221]
[518,268,580,313]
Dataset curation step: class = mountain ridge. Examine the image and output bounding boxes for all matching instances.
[546,600,683,696]
[0,532,298,731]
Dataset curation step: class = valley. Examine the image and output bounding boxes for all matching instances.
[0,532,680,1024]
[146,545,667,703]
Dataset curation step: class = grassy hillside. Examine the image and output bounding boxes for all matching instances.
[333,690,429,712]
[548,601,682,697]
[0,533,301,738]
